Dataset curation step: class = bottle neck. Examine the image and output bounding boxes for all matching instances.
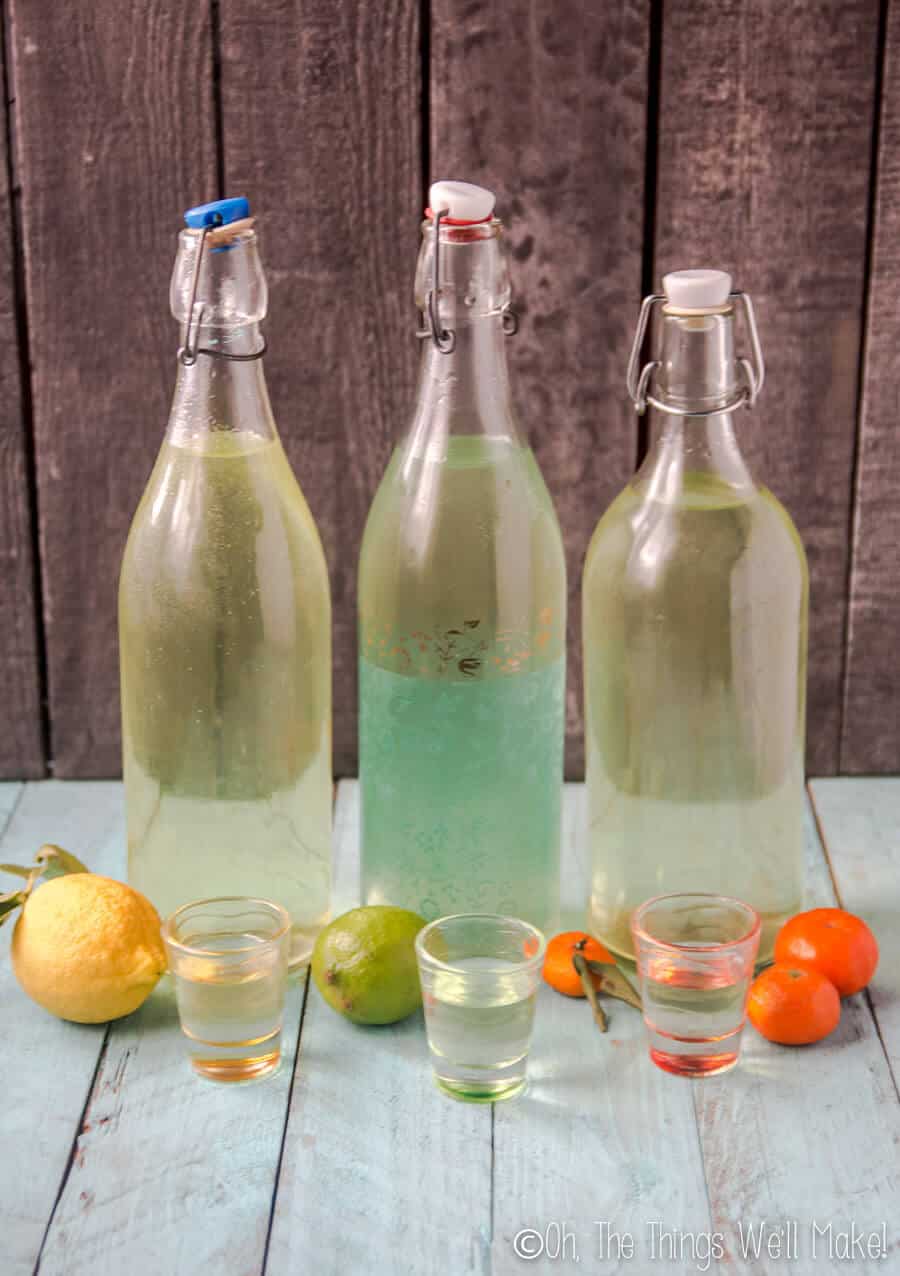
[406,313,519,459]
[404,217,523,460]
[639,307,755,497]
[167,323,277,445]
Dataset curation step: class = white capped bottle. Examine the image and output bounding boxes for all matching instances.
[583,270,807,961]
[358,181,566,933]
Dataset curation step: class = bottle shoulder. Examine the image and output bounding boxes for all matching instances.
[120,432,330,591]
[583,476,808,592]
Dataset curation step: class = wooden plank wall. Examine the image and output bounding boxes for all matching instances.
[0,0,895,779]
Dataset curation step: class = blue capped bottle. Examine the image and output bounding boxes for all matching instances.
[358,180,566,933]
[119,199,332,966]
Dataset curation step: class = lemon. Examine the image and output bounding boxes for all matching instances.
[11,874,167,1023]
[312,905,425,1025]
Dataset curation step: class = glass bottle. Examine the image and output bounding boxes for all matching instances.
[358,180,566,933]
[583,269,807,962]
[119,198,332,966]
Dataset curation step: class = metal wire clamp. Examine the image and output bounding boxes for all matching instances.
[626,291,765,417]
[177,223,268,366]
[418,209,519,352]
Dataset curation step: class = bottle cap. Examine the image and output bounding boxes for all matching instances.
[427,180,495,224]
[662,269,732,310]
[184,196,250,229]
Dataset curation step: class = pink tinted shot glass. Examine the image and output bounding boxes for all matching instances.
[631,893,761,1077]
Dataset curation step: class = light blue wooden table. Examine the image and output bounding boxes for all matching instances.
[1,780,898,1275]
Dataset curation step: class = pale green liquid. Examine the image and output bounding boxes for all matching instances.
[358,435,567,933]
[423,957,537,1101]
[120,430,332,965]
[583,474,808,961]
[360,660,564,928]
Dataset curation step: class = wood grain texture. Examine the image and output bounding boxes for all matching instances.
[430,0,649,777]
[3,779,900,1272]
[654,0,881,776]
[266,782,494,1276]
[0,782,122,1275]
[39,982,307,1276]
[841,6,900,772]
[491,785,712,1274]
[218,0,421,778]
[8,0,217,777]
[0,44,42,777]
[691,797,900,1274]
[810,777,900,1087]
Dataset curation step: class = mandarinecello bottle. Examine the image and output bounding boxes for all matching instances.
[358,180,566,933]
[119,197,332,966]
[583,269,807,962]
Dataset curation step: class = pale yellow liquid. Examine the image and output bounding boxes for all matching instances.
[172,936,286,1083]
[120,430,332,965]
[583,474,808,961]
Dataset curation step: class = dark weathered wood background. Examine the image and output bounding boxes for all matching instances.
[0,0,895,780]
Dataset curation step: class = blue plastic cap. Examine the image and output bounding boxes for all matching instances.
[184,196,250,229]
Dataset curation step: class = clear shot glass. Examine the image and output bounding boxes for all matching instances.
[415,913,546,1103]
[162,897,291,1083]
[631,892,761,1077]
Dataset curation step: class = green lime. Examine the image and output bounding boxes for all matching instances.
[311,905,426,1025]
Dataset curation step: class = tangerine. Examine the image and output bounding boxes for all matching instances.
[747,964,841,1045]
[774,908,878,997]
[543,931,615,998]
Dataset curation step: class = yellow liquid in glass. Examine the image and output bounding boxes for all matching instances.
[583,474,807,961]
[119,430,332,965]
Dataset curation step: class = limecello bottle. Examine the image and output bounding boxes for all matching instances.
[358,181,566,932]
[583,270,807,962]
[119,198,332,966]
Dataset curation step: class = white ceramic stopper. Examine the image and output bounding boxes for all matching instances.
[663,269,732,309]
[429,180,495,221]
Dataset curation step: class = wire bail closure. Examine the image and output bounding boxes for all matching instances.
[419,208,519,353]
[626,291,765,417]
[177,223,268,366]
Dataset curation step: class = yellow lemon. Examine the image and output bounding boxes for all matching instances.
[11,874,167,1023]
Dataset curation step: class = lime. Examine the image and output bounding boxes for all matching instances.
[311,905,425,1025]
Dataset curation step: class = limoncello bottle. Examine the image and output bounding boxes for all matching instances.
[119,198,332,966]
[583,270,807,962]
[358,181,566,933]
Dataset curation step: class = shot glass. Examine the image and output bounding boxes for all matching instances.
[631,893,761,1077]
[162,897,291,1083]
[415,913,546,1103]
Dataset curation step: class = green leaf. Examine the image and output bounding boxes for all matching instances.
[34,844,89,879]
[0,890,25,926]
[0,863,36,879]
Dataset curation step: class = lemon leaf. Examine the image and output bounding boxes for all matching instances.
[35,844,89,879]
[0,890,26,926]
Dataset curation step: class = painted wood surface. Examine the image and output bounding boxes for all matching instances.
[490,784,713,1273]
[3,778,899,1274]
[841,3,900,773]
[691,802,900,1276]
[7,0,218,777]
[810,778,900,1085]
[265,783,494,1276]
[654,0,881,777]
[218,0,421,778]
[0,783,122,1275]
[431,0,649,775]
[0,42,42,779]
